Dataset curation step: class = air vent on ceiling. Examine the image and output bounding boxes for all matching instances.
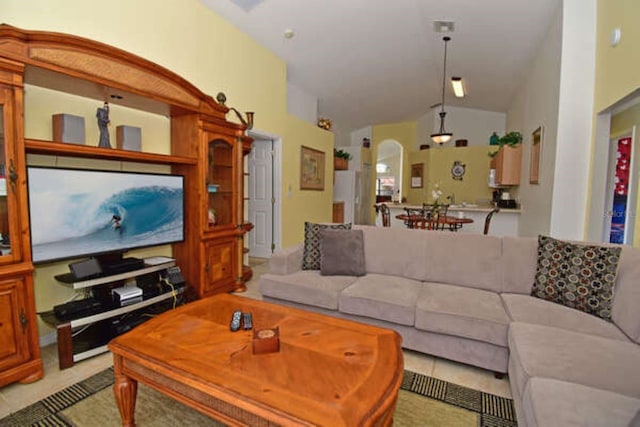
[229,0,265,12]
[433,21,455,33]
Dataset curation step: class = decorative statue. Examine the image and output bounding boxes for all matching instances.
[96,102,111,148]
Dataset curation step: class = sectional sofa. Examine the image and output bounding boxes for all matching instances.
[258,225,640,426]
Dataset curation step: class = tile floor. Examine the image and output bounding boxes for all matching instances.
[0,257,511,419]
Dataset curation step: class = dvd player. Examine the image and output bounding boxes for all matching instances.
[101,257,145,276]
[53,299,105,321]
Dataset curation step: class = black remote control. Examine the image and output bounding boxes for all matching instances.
[230,310,242,332]
[243,312,253,330]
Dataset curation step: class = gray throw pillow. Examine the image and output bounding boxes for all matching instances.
[302,222,352,270]
[530,235,621,321]
[319,229,366,276]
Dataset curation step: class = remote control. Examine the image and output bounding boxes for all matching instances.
[230,310,242,332]
[243,312,253,330]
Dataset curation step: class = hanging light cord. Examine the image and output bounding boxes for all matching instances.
[440,36,450,115]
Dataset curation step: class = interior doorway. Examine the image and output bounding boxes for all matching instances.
[247,131,282,258]
[604,130,637,244]
[376,140,403,203]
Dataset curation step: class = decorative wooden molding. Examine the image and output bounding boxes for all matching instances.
[0,24,225,117]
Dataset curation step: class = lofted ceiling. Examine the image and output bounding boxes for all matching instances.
[200,0,561,135]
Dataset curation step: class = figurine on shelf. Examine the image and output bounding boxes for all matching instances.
[96,102,111,148]
[208,208,217,226]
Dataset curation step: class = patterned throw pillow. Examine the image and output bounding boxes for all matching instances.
[531,235,621,321]
[302,222,352,270]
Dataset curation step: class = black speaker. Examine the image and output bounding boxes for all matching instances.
[69,258,102,280]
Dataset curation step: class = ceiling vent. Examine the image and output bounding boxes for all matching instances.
[433,21,455,33]
[229,0,265,12]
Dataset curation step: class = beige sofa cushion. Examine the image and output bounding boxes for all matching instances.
[356,226,429,282]
[522,377,640,427]
[612,246,640,344]
[421,232,503,292]
[259,271,357,310]
[501,236,538,294]
[508,322,640,401]
[501,293,629,342]
[339,274,423,326]
[415,282,510,346]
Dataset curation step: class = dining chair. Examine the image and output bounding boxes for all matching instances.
[484,207,500,235]
[379,203,391,227]
[423,203,449,230]
[403,207,426,229]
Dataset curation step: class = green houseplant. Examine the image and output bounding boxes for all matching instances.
[498,131,523,147]
[488,131,522,158]
[334,148,352,170]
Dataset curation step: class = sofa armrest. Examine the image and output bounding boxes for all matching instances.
[269,244,304,275]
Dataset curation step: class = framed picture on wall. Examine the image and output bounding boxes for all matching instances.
[411,163,424,188]
[530,126,543,184]
[300,146,325,190]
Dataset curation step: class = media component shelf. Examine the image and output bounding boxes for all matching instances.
[55,258,176,290]
[43,257,187,369]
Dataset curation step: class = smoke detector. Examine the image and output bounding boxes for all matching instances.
[433,21,455,33]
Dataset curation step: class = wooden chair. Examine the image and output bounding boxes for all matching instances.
[403,207,426,229]
[484,207,500,235]
[379,203,391,227]
[422,203,449,230]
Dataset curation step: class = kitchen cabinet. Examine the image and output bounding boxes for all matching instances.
[332,202,345,223]
[492,145,522,186]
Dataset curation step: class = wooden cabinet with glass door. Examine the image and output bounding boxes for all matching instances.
[206,139,234,229]
[0,78,43,386]
[172,115,252,299]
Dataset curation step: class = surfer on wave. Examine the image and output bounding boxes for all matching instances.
[112,214,122,230]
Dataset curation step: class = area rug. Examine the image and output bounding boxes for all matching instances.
[1,368,516,426]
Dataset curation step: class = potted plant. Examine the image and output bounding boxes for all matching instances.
[334,148,352,170]
[498,131,523,147]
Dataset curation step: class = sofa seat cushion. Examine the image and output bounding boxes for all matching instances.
[508,322,640,401]
[502,293,629,342]
[338,274,422,326]
[259,271,357,310]
[415,282,510,347]
[521,377,640,427]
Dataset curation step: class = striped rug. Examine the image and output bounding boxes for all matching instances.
[1,368,517,426]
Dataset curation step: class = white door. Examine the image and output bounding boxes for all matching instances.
[248,139,273,258]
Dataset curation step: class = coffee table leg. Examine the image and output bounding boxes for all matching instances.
[113,355,138,427]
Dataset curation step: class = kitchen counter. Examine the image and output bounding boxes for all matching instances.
[381,203,521,236]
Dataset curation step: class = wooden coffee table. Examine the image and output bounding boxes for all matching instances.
[108,294,403,426]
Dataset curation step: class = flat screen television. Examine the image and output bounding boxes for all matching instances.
[27,166,185,264]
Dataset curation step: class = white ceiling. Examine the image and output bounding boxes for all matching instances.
[200,0,561,135]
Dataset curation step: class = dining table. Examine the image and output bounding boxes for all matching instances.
[394,213,474,231]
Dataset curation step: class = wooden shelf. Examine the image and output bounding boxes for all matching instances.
[25,139,198,165]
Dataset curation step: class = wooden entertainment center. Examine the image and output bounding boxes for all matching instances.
[0,25,253,386]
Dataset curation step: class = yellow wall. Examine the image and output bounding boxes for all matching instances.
[3,0,333,338]
[372,120,496,208]
[405,149,431,203]
[594,0,640,113]
[590,0,640,245]
[421,146,496,205]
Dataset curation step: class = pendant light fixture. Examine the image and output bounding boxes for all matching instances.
[431,36,453,144]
